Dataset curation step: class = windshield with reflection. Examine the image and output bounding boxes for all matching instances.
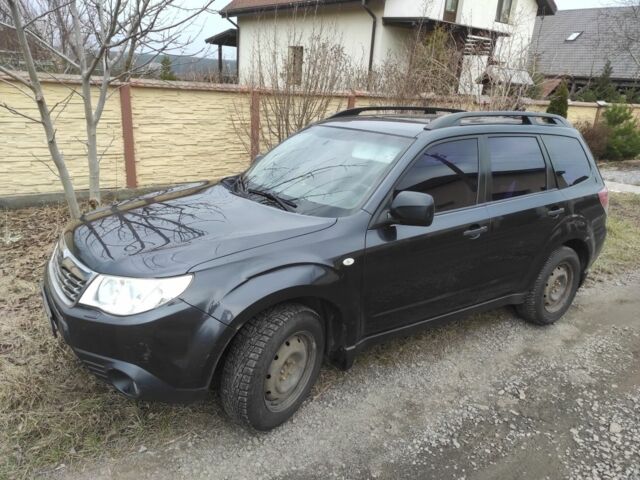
[241,125,413,217]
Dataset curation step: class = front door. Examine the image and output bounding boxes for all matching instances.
[362,137,493,336]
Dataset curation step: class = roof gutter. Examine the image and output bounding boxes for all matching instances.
[361,0,376,73]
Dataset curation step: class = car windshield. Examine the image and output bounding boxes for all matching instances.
[241,125,412,217]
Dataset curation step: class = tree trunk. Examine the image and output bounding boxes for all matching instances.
[7,0,81,219]
[80,77,101,206]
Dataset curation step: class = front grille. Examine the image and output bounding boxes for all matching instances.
[48,241,93,305]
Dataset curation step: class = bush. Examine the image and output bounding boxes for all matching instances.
[602,104,640,160]
[547,81,569,118]
[576,121,611,160]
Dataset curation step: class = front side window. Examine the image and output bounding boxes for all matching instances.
[396,138,479,213]
[542,135,592,188]
[242,126,412,217]
[488,136,547,200]
[495,0,513,23]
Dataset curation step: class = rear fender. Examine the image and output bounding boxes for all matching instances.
[525,214,595,289]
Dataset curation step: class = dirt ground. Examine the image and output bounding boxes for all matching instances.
[54,273,640,480]
[1,193,640,480]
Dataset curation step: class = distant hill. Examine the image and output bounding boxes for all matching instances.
[133,52,237,80]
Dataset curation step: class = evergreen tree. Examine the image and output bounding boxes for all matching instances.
[547,81,569,118]
[577,60,622,102]
[160,56,177,81]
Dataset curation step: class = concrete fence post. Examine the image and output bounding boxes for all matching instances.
[250,90,261,160]
[119,84,138,188]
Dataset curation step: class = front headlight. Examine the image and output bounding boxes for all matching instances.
[78,274,192,316]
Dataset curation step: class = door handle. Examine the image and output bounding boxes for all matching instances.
[463,225,488,238]
[547,207,566,218]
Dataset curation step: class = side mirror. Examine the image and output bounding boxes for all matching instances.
[389,191,435,227]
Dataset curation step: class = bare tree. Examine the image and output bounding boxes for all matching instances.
[0,0,216,217]
[231,9,349,155]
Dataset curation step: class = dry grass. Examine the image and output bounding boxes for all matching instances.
[0,193,639,478]
[598,159,640,170]
[0,205,215,479]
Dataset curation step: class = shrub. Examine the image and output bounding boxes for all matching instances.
[547,81,569,118]
[576,121,611,160]
[602,104,640,160]
[575,60,622,103]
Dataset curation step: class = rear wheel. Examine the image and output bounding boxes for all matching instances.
[220,303,324,430]
[516,246,581,325]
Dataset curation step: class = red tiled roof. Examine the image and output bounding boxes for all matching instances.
[221,0,354,16]
[221,0,556,17]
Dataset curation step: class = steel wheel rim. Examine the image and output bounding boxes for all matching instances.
[264,332,316,413]
[544,262,573,313]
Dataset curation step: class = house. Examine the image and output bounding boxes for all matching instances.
[531,7,640,96]
[209,0,557,94]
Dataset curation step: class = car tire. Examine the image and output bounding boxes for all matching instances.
[220,303,324,431]
[516,246,581,325]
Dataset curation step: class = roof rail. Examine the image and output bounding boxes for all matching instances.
[427,111,572,129]
[329,106,466,118]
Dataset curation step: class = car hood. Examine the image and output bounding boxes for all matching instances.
[66,181,337,277]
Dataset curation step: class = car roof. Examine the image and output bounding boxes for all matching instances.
[317,116,430,138]
[316,107,574,138]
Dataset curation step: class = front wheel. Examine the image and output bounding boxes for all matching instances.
[516,246,581,325]
[220,303,324,430]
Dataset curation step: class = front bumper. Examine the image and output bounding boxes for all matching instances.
[42,272,234,403]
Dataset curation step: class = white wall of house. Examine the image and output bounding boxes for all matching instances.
[237,1,407,84]
[234,0,539,88]
[383,0,445,19]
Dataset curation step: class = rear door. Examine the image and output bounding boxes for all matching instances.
[483,135,568,298]
[362,137,494,336]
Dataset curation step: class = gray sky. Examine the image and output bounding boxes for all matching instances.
[187,0,625,58]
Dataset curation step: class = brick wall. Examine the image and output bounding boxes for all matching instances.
[1,75,639,199]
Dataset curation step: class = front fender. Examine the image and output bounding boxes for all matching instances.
[210,263,350,329]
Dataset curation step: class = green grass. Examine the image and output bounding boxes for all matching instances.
[591,193,640,276]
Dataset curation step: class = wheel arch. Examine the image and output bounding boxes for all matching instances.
[205,264,357,388]
[563,237,591,272]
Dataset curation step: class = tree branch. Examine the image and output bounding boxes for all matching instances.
[0,102,43,123]
[0,19,80,69]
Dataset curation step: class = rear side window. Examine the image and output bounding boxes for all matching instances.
[396,138,479,213]
[488,136,547,200]
[542,135,592,188]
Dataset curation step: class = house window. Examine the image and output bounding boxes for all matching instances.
[495,0,513,23]
[444,0,459,22]
[288,46,303,85]
[565,31,583,41]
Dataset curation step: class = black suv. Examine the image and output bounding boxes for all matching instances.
[42,107,608,430]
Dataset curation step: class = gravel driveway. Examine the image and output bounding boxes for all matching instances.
[55,271,640,480]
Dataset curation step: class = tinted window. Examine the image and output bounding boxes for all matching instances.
[488,136,546,200]
[542,135,592,188]
[397,138,479,213]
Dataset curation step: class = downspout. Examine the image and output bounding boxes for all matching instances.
[225,16,240,81]
[361,0,376,74]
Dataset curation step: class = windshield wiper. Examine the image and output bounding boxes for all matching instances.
[247,187,297,212]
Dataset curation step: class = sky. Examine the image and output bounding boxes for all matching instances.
[184,0,626,59]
